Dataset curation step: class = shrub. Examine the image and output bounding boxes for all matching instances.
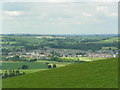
[45,62,49,64]
[53,64,57,68]
[48,65,52,68]
[3,71,9,78]
[15,69,20,75]
[22,65,28,69]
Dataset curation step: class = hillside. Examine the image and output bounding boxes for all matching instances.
[2,58,118,88]
[2,35,118,52]
[99,37,119,43]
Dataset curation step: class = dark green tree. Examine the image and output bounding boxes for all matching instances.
[53,64,57,68]
[4,71,9,78]
[22,65,28,69]
[15,69,20,75]
[22,72,25,74]
[48,65,52,68]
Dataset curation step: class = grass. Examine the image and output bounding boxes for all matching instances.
[102,47,118,50]
[37,60,71,67]
[1,61,71,74]
[1,69,48,74]
[99,37,119,43]
[2,58,118,88]
[59,57,106,62]
[1,62,48,70]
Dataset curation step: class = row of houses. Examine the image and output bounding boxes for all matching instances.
[6,49,118,59]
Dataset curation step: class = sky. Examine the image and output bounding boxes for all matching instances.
[1,0,118,34]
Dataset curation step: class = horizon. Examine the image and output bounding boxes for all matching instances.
[0,33,118,35]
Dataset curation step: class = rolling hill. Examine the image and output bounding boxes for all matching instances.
[99,37,119,43]
[2,58,118,88]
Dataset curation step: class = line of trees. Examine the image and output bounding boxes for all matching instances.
[2,69,25,79]
[48,64,57,68]
[3,55,37,62]
[48,42,118,50]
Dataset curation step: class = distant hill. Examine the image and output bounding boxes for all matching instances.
[99,37,119,43]
[3,58,118,88]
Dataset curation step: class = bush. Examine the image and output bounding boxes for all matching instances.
[22,65,28,69]
[29,59,37,62]
[45,62,49,64]
[3,71,8,78]
[53,64,57,68]
[22,72,25,74]
[2,70,26,79]
[48,65,52,68]
[15,69,20,75]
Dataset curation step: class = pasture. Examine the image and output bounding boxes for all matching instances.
[59,57,106,62]
[99,37,119,43]
[2,62,48,70]
[1,61,71,74]
[37,60,71,67]
[102,47,118,50]
[2,58,118,88]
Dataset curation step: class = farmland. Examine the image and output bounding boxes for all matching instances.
[1,34,119,88]
[99,37,119,43]
[2,58,118,88]
[2,62,48,70]
[1,60,71,74]
[1,34,118,53]
[59,57,106,62]
[1,56,106,75]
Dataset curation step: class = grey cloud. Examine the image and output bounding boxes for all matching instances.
[3,2,30,11]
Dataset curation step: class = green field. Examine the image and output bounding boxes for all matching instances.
[59,57,106,62]
[102,47,118,50]
[2,35,118,53]
[99,37,119,43]
[2,62,48,70]
[37,60,71,67]
[1,69,48,74]
[2,58,118,88]
[1,61,71,74]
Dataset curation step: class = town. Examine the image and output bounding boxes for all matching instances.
[5,48,118,61]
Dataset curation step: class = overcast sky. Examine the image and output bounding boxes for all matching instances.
[1,0,118,34]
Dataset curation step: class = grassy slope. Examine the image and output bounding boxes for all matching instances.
[2,58,118,88]
[59,57,106,62]
[99,37,119,43]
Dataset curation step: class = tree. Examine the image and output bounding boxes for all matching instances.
[8,69,12,77]
[76,52,86,55]
[22,72,25,74]
[50,56,59,61]
[11,55,20,61]
[11,70,15,77]
[22,65,28,69]
[48,65,52,68]
[9,70,15,77]
[53,64,57,68]
[45,62,49,65]
[15,69,20,75]
[29,59,37,62]
[109,47,112,50]
[41,46,44,49]
[3,71,8,78]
